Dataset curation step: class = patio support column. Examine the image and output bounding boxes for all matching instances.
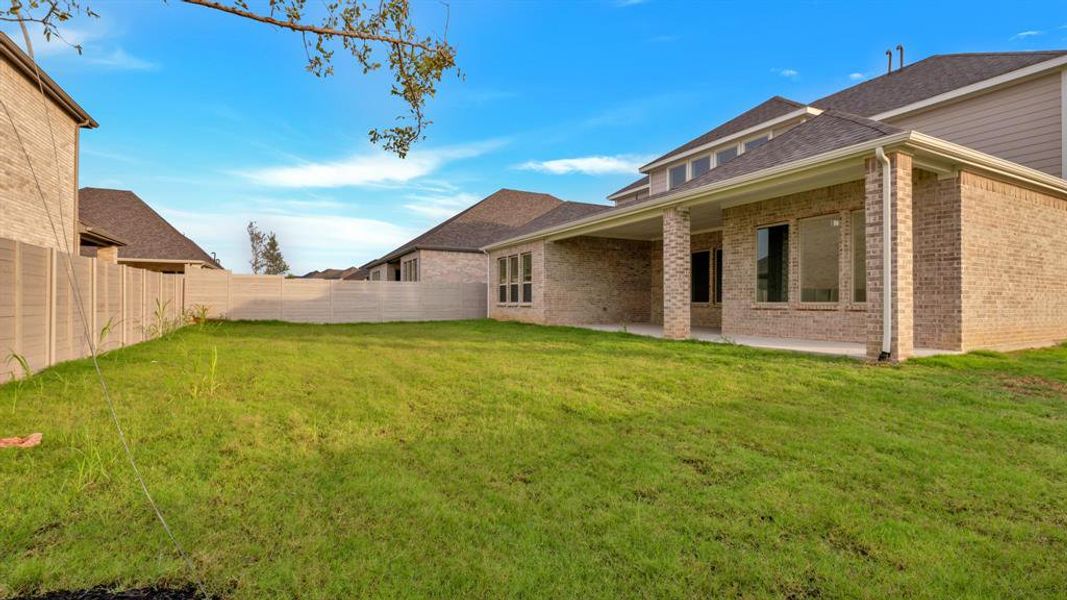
[662,206,691,340]
[864,152,914,360]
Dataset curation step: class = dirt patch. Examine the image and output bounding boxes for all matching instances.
[11,585,204,600]
[996,375,1067,399]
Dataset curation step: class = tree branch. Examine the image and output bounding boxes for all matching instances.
[181,0,435,51]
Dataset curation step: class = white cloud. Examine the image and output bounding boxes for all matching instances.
[3,20,157,70]
[516,154,652,176]
[86,48,158,71]
[402,192,480,220]
[772,68,799,79]
[1012,30,1043,39]
[614,0,649,6]
[161,207,418,274]
[240,139,506,189]
[848,72,865,81]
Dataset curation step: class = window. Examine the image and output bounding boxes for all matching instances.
[756,224,789,302]
[714,248,723,304]
[669,164,687,189]
[521,253,532,303]
[799,215,840,302]
[691,251,710,303]
[370,270,381,281]
[691,156,711,179]
[508,255,519,302]
[401,257,419,282]
[716,145,739,167]
[497,258,507,303]
[743,134,770,152]
[851,210,866,302]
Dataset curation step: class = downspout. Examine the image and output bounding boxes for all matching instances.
[874,147,892,360]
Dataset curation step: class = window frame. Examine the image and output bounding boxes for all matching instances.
[742,133,771,153]
[496,252,533,306]
[668,164,688,190]
[714,247,723,305]
[715,145,739,167]
[690,155,711,180]
[755,222,790,304]
[797,213,841,304]
[401,257,420,282]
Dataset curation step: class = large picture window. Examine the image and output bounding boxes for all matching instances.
[691,250,710,303]
[756,224,789,302]
[852,210,866,302]
[799,215,840,302]
[497,252,533,305]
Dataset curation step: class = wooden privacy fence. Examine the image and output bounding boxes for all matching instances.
[0,236,184,383]
[185,269,487,323]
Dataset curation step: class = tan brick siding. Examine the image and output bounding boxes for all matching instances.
[418,249,486,283]
[959,171,1067,350]
[722,180,867,343]
[0,58,79,251]
[543,237,652,325]
[912,170,963,350]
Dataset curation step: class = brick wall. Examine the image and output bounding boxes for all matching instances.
[651,230,723,328]
[419,249,487,283]
[0,58,79,252]
[912,170,963,350]
[960,171,1067,350]
[722,180,867,343]
[662,207,691,339]
[488,237,653,325]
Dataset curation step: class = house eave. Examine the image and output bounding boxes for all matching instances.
[485,131,1067,251]
[0,33,98,128]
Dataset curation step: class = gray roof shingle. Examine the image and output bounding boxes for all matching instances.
[608,175,649,198]
[508,201,614,239]
[814,51,1067,116]
[78,188,220,266]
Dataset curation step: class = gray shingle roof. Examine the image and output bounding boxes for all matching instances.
[645,96,806,167]
[608,175,650,198]
[363,189,567,267]
[508,201,613,238]
[655,111,901,198]
[814,51,1067,116]
[78,188,220,266]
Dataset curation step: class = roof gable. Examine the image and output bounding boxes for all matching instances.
[813,51,1067,117]
[644,96,806,168]
[78,188,219,266]
[365,189,567,266]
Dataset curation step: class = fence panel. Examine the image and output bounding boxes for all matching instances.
[0,235,186,383]
[184,270,487,324]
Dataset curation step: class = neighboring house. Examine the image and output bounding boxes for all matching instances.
[301,266,369,281]
[0,32,97,252]
[361,188,608,283]
[486,50,1067,360]
[78,187,221,273]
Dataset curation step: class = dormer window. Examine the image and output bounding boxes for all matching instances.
[744,134,770,152]
[691,156,711,179]
[716,146,739,166]
[669,164,687,190]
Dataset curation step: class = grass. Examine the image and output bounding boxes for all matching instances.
[1,320,1065,599]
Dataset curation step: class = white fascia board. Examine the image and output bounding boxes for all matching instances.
[872,55,1067,121]
[639,107,822,173]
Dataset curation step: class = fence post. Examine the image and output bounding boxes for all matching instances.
[89,257,97,353]
[47,247,56,366]
[279,276,285,320]
[13,241,22,363]
[329,279,334,322]
[121,265,128,347]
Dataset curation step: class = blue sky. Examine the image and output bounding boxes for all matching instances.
[11,0,1067,273]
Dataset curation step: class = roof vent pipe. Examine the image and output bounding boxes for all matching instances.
[897,44,905,70]
[886,49,893,74]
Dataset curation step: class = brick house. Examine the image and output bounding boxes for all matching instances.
[78,188,222,273]
[0,32,97,252]
[485,50,1067,360]
[361,188,608,283]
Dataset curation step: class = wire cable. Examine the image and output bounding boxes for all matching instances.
[3,15,211,599]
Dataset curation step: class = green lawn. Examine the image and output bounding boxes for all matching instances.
[1,320,1065,599]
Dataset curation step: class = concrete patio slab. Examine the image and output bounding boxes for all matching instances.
[581,323,956,359]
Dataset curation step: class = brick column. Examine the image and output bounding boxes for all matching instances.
[662,206,691,340]
[864,152,914,360]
